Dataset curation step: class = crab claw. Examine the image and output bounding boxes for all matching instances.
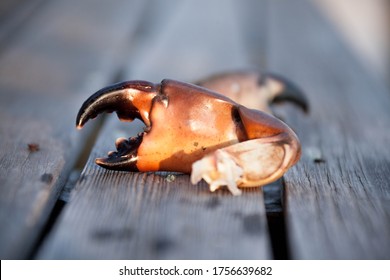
[76,80,158,170]
[196,70,308,114]
[190,106,301,195]
[76,78,302,195]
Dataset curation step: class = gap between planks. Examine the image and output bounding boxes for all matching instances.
[268,0,390,259]
[36,0,276,260]
[0,0,148,259]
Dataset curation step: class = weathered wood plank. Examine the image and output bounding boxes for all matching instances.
[0,0,46,48]
[38,0,273,259]
[39,118,271,259]
[0,0,146,259]
[268,0,390,259]
[125,0,252,82]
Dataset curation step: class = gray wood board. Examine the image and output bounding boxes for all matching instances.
[39,118,271,259]
[0,0,47,48]
[268,0,390,259]
[0,0,146,259]
[38,0,273,259]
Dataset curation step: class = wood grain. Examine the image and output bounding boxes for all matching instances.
[0,0,146,259]
[268,0,390,259]
[39,118,271,259]
[38,0,273,259]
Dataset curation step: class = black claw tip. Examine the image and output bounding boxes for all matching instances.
[265,73,309,113]
[95,134,143,171]
[76,80,157,129]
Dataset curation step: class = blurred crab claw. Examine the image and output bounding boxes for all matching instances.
[76,78,302,195]
[196,70,308,114]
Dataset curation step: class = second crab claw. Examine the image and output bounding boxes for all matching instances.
[196,70,308,114]
[76,74,306,195]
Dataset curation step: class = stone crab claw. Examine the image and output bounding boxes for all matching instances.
[76,75,305,195]
[196,70,308,114]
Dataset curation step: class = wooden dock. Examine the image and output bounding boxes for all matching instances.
[0,0,389,259]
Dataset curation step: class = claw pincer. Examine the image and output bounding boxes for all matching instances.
[77,77,303,195]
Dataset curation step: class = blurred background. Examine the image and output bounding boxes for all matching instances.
[0,0,389,85]
[316,0,389,88]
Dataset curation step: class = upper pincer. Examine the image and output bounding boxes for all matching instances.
[76,80,158,129]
